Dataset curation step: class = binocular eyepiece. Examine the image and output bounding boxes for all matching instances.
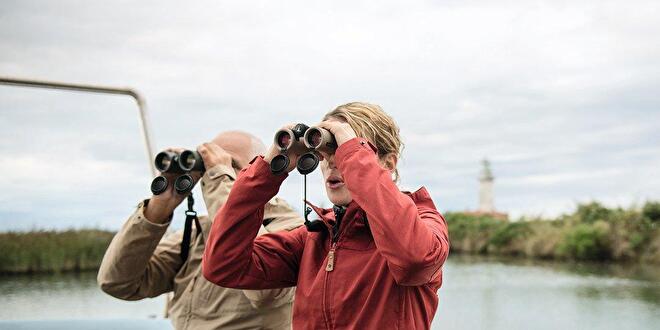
[270,124,337,175]
[154,150,205,173]
[303,126,337,153]
[179,150,205,172]
[151,149,205,195]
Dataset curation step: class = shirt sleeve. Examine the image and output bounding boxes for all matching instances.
[97,200,184,300]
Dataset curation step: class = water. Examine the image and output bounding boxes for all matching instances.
[0,272,165,320]
[0,256,658,329]
[437,255,660,329]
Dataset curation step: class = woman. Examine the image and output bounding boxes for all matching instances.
[202,102,450,329]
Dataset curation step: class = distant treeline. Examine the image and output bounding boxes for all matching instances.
[1,201,659,274]
[0,230,114,274]
[448,201,660,264]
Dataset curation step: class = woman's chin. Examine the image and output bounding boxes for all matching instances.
[327,191,352,206]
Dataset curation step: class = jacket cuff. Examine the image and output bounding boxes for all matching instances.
[136,199,172,229]
[335,137,378,167]
[250,156,288,180]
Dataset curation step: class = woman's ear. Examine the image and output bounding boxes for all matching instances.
[379,153,398,173]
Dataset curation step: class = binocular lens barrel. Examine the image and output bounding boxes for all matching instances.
[179,150,205,172]
[174,174,195,195]
[306,129,322,148]
[276,131,292,149]
[270,154,290,174]
[303,127,337,152]
[150,176,168,195]
[297,153,319,175]
[155,151,185,173]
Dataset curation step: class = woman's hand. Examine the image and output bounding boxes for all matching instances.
[316,120,357,148]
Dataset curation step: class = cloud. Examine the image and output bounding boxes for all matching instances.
[0,0,659,229]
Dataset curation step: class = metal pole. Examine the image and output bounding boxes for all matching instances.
[0,76,157,176]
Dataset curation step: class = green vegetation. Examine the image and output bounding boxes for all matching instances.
[448,201,660,263]
[1,201,658,274]
[0,230,114,274]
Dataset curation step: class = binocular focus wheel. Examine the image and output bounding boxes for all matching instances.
[174,175,195,194]
[291,123,310,139]
[270,154,290,174]
[150,176,168,195]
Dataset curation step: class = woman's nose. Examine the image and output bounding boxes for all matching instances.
[323,153,336,169]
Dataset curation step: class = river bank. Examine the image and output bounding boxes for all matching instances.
[1,201,659,274]
[0,230,114,274]
[448,201,660,264]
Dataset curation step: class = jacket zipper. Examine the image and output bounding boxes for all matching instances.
[326,243,337,271]
[322,225,341,327]
[327,216,346,272]
[322,207,350,329]
[322,242,336,329]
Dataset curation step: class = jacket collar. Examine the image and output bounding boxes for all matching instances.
[304,186,435,225]
[304,200,362,227]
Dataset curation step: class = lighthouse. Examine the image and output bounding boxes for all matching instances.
[464,159,507,219]
[478,159,495,213]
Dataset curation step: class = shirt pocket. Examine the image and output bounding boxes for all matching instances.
[194,277,255,314]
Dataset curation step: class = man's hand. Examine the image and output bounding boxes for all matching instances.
[144,147,201,224]
[197,142,233,170]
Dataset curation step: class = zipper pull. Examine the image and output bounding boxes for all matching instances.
[325,243,336,272]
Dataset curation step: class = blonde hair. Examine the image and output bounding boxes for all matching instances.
[324,102,404,182]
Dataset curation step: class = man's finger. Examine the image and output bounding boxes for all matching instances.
[188,171,203,182]
[164,147,185,153]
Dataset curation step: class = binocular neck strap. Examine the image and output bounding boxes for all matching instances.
[303,174,326,232]
[303,174,308,218]
[180,193,201,265]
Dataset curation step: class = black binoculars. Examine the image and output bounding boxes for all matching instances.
[270,123,337,175]
[150,150,205,195]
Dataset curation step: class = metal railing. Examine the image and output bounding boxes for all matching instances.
[0,76,157,176]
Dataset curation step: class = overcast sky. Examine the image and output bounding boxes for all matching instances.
[1,0,659,231]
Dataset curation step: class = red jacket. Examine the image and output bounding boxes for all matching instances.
[203,137,450,329]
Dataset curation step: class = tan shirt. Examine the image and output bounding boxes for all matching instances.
[97,164,303,330]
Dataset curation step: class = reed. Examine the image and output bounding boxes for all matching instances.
[447,201,660,263]
[2,201,659,274]
[0,229,114,274]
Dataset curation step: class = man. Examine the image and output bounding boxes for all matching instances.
[97,131,303,330]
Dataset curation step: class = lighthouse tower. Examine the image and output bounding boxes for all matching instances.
[478,159,495,213]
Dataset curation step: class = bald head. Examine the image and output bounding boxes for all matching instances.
[211,131,266,170]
